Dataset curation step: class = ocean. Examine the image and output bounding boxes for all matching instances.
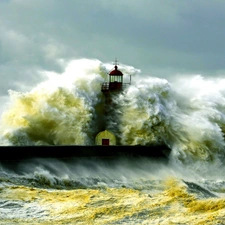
[0,59,225,224]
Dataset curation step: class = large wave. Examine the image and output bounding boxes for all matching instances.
[0,58,225,166]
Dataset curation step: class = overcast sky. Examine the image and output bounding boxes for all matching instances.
[0,0,225,98]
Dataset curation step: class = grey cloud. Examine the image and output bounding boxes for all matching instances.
[0,0,225,98]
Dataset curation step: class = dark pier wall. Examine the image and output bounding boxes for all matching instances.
[0,145,171,161]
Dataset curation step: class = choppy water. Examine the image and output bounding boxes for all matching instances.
[1,157,225,224]
[1,58,225,224]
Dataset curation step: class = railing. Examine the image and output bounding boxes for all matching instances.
[101,82,130,92]
[122,83,130,89]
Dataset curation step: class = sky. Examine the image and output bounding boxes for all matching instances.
[0,0,225,99]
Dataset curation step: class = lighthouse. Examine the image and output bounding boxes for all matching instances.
[95,59,131,146]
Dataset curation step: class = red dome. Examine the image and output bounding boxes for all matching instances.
[109,66,123,76]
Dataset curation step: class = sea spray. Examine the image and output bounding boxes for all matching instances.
[0,59,107,145]
[167,75,225,168]
[116,77,173,146]
[0,58,225,168]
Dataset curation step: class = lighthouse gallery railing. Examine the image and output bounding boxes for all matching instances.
[101,82,130,92]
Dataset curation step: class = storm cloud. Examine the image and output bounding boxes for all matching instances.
[0,0,225,99]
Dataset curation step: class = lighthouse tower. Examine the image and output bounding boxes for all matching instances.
[95,59,131,146]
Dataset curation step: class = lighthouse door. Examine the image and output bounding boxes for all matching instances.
[102,139,109,145]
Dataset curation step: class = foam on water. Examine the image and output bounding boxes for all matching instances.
[1,154,225,224]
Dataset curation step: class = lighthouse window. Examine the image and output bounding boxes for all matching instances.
[110,76,123,83]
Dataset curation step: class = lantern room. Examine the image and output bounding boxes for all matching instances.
[108,64,123,91]
[101,58,127,92]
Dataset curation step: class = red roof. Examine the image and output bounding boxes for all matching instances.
[109,66,123,76]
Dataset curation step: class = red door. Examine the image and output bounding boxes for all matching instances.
[102,139,109,145]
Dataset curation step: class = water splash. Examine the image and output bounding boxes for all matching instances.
[0,58,225,166]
